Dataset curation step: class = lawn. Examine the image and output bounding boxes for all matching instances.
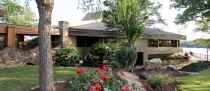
[0,65,75,91]
[177,69,210,91]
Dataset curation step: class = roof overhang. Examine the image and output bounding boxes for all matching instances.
[69,28,119,38]
[143,33,186,40]
[69,21,186,40]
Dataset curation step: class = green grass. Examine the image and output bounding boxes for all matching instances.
[177,69,210,91]
[0,65,75,91]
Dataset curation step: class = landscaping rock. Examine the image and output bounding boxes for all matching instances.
[0,48,39,65]
[148,58,162,64]
[117,71,146,91]
[166,65,177,71]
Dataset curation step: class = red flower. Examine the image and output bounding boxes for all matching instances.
[121,84,129,91]
[99,64,108,71]
[75,67,85,76]
[100,75,109,81]
[88,82,102,91]
[94,83,102,91]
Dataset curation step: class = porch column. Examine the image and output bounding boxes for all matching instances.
[7,26,16,48]
[59,21,72,48]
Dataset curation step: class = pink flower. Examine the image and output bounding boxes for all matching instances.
[88,85,96,91]
[88,82,102,91]
[121,84,129,91]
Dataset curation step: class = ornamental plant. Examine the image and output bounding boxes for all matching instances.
[54,48,81,67]
[68,64,129,91]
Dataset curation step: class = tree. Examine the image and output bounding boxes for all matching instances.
[193,39,210,47]
[102,0,157,71]
[0,0,36,25]
[35,0,54,91]
[171,0,210,61]
[193,38,210,61]
[171,0,210,31]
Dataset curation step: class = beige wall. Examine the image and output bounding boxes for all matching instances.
[67,36,183,63]
[63,33,77,48]
[135,38,183,62]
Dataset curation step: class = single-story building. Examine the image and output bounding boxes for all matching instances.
[65,20,186,64]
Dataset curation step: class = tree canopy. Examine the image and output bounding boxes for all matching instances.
[171,0,210,30]
[0,0,36,25]
[103,0,158,46]
[193,38,210,48]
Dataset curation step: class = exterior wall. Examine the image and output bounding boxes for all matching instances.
[135,38,183,63]
[64,35,76,48]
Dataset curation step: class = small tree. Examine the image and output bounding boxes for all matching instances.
[103,0,156,71]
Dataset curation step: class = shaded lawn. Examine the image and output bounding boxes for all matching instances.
[177,69,210,91]
[0,65,75,91]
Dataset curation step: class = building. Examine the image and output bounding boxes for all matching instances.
[67,20,186,64]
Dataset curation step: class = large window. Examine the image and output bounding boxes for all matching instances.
[148,39,158,47]
[148,39,179,47]
[76,36,102,47]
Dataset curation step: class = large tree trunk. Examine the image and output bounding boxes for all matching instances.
[36,0,54,91]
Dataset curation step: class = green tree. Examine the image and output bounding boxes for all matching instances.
[102,0,157,71]
[193,38,210,61]
[0,0,36,25]
[171,0,210,31]
[193,39,210,47]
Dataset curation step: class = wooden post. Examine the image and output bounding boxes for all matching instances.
[7,26,16,48]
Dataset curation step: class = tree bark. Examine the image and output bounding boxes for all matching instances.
[36,0,54,91]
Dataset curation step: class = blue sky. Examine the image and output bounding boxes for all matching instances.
[26,0,210,40]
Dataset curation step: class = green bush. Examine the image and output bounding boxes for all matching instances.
[112,47,137,69]
[90,43,114,65]
[54,48,81,67]
[147,74,176,88]
[0,41,5,50]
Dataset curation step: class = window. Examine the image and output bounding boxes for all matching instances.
[76,36,102,47]
[148,39,179,47]
[148,39,158,47]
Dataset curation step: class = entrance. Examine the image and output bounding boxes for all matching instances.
[136,52,144,65]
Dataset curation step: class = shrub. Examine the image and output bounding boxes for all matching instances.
[90,43,114,65]
[26,37,39,48]
[54,48,81,67]
[147,74,176,88]
[112,47,137,69]
[68,65,129,91]
[0,41,5,50]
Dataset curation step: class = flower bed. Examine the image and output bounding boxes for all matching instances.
[68,65,130,91]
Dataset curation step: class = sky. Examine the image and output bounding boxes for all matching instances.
[27,0,210,41]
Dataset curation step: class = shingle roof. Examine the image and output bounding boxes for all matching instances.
[70,21,186,40]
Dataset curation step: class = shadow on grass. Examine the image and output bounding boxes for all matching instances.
[178,69,210,91]
[180,61,210,72]
[0,65,74,91]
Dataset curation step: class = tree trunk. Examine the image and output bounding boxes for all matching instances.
[36,0,54,91]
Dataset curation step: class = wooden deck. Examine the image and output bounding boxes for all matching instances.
[0,23,60,48]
